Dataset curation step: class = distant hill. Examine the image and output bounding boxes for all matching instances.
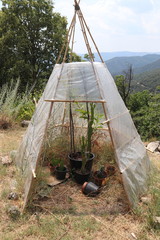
[132,68,160,92]
[105,54,160,76]
[78,52,160,92]
[79,51,149,61]
[134,59,160,74]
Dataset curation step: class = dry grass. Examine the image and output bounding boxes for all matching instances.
[0,127,25,156]
[0,128,160,240]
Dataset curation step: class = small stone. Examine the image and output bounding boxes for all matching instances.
[141,196,151,204]
[146,141,160,152]
[1,156,12,165]
[7,206,21,220]
[153,216,160,228]
[21,120,30,127]
[8,192,19,200]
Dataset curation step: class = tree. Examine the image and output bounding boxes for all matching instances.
[0,0,67,91]
[68,51,82,62]
[84,53,95,62]
[115,65,133,106]
[128,90,160,140]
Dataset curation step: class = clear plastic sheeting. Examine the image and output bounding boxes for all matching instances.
[54,62,102,101]
[95,62,150,205]
[16,62,150,208]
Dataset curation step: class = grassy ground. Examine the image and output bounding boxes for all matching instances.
[0,128,160,240]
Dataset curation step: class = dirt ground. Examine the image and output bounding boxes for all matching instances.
[0,128,160,240]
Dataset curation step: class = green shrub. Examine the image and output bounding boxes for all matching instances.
[0,80,36,128]
[17,100,35,121]
[129,90,160,140]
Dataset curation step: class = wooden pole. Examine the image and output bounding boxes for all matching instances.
[45,99,106,103]
[80,10,104,63]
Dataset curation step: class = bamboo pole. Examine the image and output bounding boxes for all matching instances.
[45,99,106,103]
[77,11,94,62]
[75,0,104,63]
[56,14,76,64]
[70,15,76,62]
[79,9,104,63]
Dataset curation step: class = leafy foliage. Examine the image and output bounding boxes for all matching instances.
[115,65,133,106]
[132,68,160,92]
[129,89,160,140]
[0,0,67,91]
[0,80,35,128]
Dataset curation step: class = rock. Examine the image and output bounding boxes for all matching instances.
[8,192,19,200]
[21,120,30,127]
[7,206,21,220]
[153,216,160,228]
[141,196,151,204]
[146,141,160,152]
[1,156,12,165]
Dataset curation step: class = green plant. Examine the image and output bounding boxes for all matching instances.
[56,159,65,171]
[50,158,61,167]
[17,100,35,121]
[96,167,106,178]
[0,80,36,128]
[78,103,98,173]
[77,103,100,152]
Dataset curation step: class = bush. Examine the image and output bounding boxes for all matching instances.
[0,80,36,129]
[129,90,160,140]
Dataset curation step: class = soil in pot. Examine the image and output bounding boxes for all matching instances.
[106,165,116,176]
[68,152,94,171]
[74,170,90,184]
[55,166,67,180]
[93,170,108,186]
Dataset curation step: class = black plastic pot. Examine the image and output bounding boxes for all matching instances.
[55,166,67,180]
[74,170,90,184]
[68,152,95,171]
[82,182,100,196]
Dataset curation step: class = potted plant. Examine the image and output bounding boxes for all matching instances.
[48,158,61,175]
[55,160,68,180]
[73,136,91,184]
[69,103,96,171]
[93,167,108,186]
[69,103,99,184]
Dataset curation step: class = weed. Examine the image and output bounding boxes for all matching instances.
[0,165,7,176]
[1,188,10,200]
[0,80,35,129]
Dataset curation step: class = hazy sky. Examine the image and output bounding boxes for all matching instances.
[1,0,160,53]
[54,0,160,53]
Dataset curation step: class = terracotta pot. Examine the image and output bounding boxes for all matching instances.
[106,165,116,176]
[93,170,108,186]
